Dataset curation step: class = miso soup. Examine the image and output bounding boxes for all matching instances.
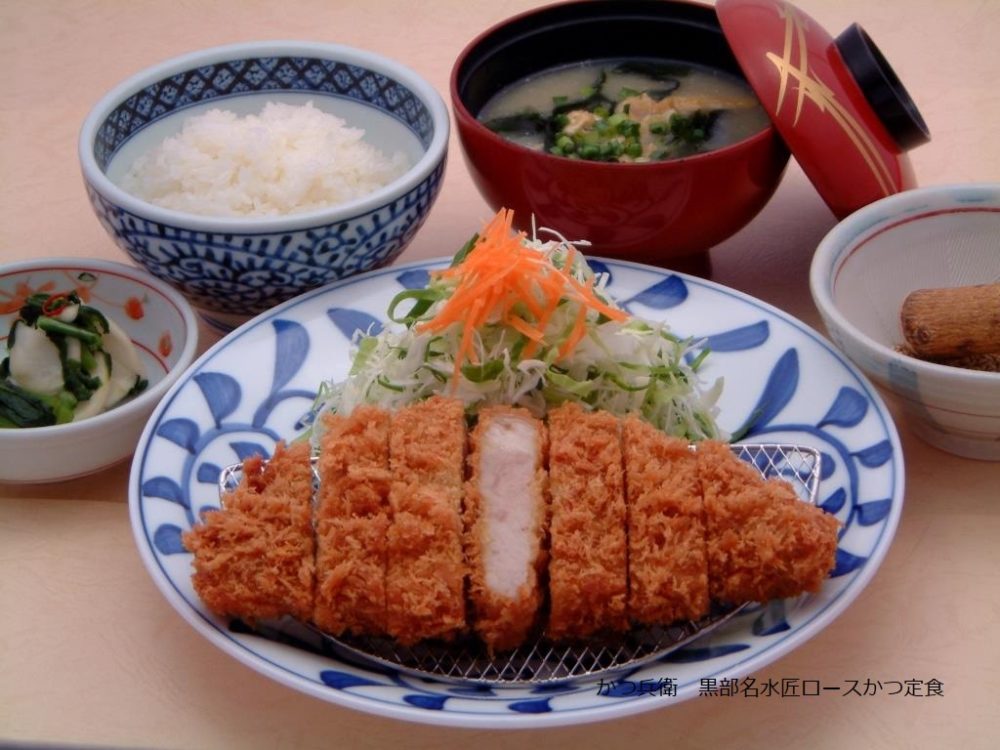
[478,58,769,163]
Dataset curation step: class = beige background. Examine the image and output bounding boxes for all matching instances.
[1,1,998,748]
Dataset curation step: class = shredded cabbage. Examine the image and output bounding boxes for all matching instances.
[311,228,724,442]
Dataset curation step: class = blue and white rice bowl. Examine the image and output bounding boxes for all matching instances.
[79,40,448,330]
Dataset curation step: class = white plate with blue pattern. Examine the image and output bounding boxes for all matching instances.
[129,256,905,728]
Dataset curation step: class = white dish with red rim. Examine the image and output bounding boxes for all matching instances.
[0,257,198,483]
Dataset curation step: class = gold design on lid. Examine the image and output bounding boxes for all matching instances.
[766,5,894,196]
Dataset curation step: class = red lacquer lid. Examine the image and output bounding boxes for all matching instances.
[716,0,930,218]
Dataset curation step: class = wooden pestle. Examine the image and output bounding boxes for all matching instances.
[900,283,1000,359]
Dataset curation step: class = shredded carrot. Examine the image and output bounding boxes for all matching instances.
[417,208,628,383]
[506,314,545,342]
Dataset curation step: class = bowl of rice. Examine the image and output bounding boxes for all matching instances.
[80,40,448,330]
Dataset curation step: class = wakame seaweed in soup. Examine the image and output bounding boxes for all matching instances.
[479,58,769,163]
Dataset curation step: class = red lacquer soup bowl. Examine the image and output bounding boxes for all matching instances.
[450,0,791,265]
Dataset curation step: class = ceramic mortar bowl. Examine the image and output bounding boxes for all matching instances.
[0,258,198,482]
[80,40,449,331]
[810,183,1000,461]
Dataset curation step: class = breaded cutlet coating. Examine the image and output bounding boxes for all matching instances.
[622,416,710,624]
[313,407,391,637]
[465,406,548,651]
[546,403,628,640]
[183,441,315,623]
[385,396,468,644]
[697,440,839,604]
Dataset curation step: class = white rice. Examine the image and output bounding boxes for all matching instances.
[120,101,411,217]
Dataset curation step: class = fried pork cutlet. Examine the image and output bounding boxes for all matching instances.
[697,440,839,604]
[546,402,628,640]
[385,396,468,644]
[183,397,842,653]
[622,416,710,624]
[465,406,548,651]
[182,441,315,623]
[313,406,392,637]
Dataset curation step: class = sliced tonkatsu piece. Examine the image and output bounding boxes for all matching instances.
[465,406,548,651]
[385,395,468,645]
[313,406,392,637]
[546,402,629,640]
[183,441,315,623]
[697,440,839,604]
[621,416,710,624]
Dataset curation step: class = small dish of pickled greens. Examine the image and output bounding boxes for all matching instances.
[0,291,147,428]
[478,58,769,163]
